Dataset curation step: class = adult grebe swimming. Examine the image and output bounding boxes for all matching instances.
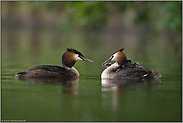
[15,48,93,79]
[101,48,161,80]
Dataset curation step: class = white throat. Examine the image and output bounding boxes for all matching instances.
[101,62,120,79]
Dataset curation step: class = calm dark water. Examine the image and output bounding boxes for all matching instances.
[1,28,182,122]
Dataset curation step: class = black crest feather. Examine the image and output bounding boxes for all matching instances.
[112,48,124,55]
[119,48,124,52]
[67,48,84,57]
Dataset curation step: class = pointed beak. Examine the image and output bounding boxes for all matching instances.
[82,57,93,62]
[102,57,112,66]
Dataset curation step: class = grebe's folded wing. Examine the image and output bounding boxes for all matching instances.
[28,65,66,72]
[112,67,152,79]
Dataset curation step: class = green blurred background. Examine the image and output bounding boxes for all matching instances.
[2,1,182,44]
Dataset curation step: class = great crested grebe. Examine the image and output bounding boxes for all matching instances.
[15,48,93,79]
[101,48,161,80]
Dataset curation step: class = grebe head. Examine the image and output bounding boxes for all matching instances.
[62,48,93,68]
[102,48,127,67]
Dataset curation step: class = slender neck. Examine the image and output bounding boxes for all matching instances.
[63,64,80,77]
[101,62,120,79]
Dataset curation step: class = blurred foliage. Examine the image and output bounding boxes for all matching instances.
[66,2,108,29]
[31,1,181,33]
[129,1,182,34]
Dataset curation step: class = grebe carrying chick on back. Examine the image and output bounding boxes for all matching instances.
[15,48,93,79]
[101,48,161,80]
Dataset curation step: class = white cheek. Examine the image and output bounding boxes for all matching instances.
[75,54,82,61]
[111,53,118,61]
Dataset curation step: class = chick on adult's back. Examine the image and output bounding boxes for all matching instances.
[101,48,161,80]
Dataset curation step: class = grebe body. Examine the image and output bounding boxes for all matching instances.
[101,48,161,80]
[15,48,93,79]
